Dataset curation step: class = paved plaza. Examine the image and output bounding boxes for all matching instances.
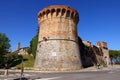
[0,68,120,80]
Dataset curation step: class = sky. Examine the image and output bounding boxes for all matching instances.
[0,0,120,51]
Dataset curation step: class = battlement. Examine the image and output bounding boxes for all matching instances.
[38,5,79,24]
[82,40,92,47]
[97,41,108,49]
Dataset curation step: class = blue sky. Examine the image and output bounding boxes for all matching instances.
[0,0,120,51]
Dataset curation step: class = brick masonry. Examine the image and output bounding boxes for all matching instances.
[34,5,82,71]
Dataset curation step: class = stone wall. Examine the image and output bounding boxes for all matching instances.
[34,5,111,70]
[97,42,111,66]
[81,41,111,67]
[17,47,29,55]
[34,5,82,71]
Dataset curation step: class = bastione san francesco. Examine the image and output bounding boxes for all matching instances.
[34,5,110,71]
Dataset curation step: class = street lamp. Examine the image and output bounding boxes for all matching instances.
[19,54,24,79]
[3,54,8,76]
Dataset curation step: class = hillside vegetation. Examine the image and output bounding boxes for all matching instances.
[14,55,34,69]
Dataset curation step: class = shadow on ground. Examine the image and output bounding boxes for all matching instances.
[14,77,28,80]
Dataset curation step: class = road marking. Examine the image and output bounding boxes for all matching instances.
[35,77,61,80]
[108,69,120,74]
[108,71,115,73]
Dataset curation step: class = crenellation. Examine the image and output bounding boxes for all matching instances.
[97,41,108,49]
[38,5,79,24]
[82,40,92,47]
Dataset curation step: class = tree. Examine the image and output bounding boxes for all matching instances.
[0,33,10,52]
[27,27,39,58]
[109,50,120,64]
[0,33,11,66]
[27,35,38,58]
[109,50,120,58]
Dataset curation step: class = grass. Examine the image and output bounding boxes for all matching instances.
[15,55,34,69]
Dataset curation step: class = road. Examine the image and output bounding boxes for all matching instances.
[1,69,120,80]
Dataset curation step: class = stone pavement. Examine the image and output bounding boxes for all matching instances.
[0,65,120,80]
[80,65,120,71]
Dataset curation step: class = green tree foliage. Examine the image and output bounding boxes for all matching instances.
[27,35,38,58]
[0,51,23,68]
[0,33,10,64]
[109,50,120,64]
[9,52,23,68]
[27,27,39,59]
[109,50,120,58]
[0,33,10,53]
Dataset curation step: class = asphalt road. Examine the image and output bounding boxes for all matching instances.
[1,69,120,80]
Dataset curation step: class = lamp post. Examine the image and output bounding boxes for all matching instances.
[19,54,24,80]
[3,55,8,76]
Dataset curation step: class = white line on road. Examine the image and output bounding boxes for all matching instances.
[108,69,120,74]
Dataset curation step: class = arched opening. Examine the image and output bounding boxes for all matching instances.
[61,9,66,17]
[51,9,56,17]
[38,13,42,21]
[75,13,79,23]
[43,11,46,18]
[46,10,50,17]
[71,12,74,19]
[66,10,70,17]
[56,8,61,16]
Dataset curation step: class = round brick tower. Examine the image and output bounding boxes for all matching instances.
[34,5,82,71]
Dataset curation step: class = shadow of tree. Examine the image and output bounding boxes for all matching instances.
[10,58,28,68]
[14,77,28,80]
